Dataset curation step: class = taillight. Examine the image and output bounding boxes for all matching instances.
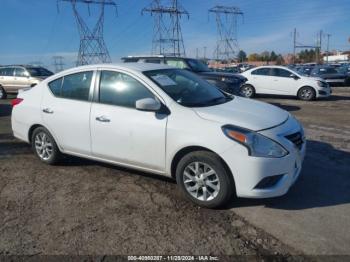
[11,98,24,107]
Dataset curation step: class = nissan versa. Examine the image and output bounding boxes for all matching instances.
[11,63,306,208]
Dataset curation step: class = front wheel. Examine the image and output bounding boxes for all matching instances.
[239,84,255,98]
[176,151,234,208]
[298,86,316,101]
[0,86,7,99]
[31,127,61,165]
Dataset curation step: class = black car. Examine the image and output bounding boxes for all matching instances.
[122,56,247,95]
[310,65,350,86]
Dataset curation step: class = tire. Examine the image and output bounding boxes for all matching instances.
[297,86,316,101]
[0,86,7,100]
[175,151,234,208]
[239,84,255,98]
[31,127,61,165]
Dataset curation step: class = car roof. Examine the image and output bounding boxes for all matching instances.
[53,63,175,76]
[251,65,290,70]
[122,55,187,59]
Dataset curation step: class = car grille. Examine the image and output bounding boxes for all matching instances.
[285,132,303,150]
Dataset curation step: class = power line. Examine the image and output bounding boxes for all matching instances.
[142,0,189,57]
[57,0,117,66]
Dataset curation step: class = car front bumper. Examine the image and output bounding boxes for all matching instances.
[220,116,306,198]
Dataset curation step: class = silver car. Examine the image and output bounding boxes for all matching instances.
[0,65,53,99]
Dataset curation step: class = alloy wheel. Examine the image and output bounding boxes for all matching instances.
[240,86,253,98]
[34,132,54,161]
[183,162,220,201]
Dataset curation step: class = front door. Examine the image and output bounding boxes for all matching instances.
[90,70,167,172]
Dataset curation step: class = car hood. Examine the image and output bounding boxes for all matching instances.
[193,97,289,131]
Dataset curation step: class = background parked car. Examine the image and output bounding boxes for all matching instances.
[122,56,247,96]
[241,66,331,101]
[310,65,350,86]
[0,65,53,99]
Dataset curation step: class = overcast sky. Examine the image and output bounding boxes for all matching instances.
[0,0,349,70]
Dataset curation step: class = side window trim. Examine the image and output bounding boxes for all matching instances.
[95,68,166,106]
[47,70,97,102]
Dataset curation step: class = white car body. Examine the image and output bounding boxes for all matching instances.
[241,65,331,98]
[12,63,306,201]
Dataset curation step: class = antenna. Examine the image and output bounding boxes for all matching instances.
[57,0,117,66]
[209,5,243,61]
[142,0,189,57]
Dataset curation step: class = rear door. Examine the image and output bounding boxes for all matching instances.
[248,67,274,94]
[41,70,95,155]
[90,70,167,172]
[14,67,31,90]
[0,67,16,92]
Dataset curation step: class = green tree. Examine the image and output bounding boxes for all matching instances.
[270,51,278,61]
[276,55,285,65]
[260,51,270,62]
[237,50,247,62]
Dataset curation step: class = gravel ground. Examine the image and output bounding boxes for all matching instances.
[0,88,349,259]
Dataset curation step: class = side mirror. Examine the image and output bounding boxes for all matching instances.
[136,98,161,112]
[290,74,299,80]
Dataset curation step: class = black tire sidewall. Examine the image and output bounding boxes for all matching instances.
[240,84,255,98]
[31,127,60,165]
[298,86,315,101]
[0,86,6,99]
[175,151,234,208]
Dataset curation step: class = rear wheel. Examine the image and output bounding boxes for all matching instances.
[31,127,61,165]
[0,86,7,99]
[298,86,316,101]
[176,151,234,208]
[239,84,255,98]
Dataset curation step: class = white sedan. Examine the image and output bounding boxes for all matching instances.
[241,66,331,100]
[12,63,305,208]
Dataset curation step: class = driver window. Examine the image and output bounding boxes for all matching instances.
[99,71,155,108]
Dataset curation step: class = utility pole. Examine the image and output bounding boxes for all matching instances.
[326,33,331,64]
[52,56,65,73]
[293,28,297,64]
[209,5,244,61]
[57,0,117,66]
[142,0,189,57]
[196,48,199,59]
[203,46,207,60]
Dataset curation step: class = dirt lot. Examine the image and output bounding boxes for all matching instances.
[0,88,349,258]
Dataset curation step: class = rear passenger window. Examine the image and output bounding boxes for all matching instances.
[99,71,155,108]
[48,78,63,97]
[61,71,93,101]
[251,68,270,76]
[0,67,15,76]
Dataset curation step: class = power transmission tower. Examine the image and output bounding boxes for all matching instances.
[52,56,65,72]
[209,5,243,61]
[142,0,189,57]
[57,0,117,66]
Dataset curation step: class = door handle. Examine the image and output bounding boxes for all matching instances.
[96,116,110,123]
[42,108,54,114]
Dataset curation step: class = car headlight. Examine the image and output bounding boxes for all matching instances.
[222,125,289,158]
[317,80,328,88]
[221,77,239,84]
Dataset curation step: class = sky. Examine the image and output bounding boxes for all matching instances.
[0,0,349,71]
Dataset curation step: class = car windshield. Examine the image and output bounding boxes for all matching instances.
[26,67,53,77]
[144,69,232,107]
[186,59,211,73]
